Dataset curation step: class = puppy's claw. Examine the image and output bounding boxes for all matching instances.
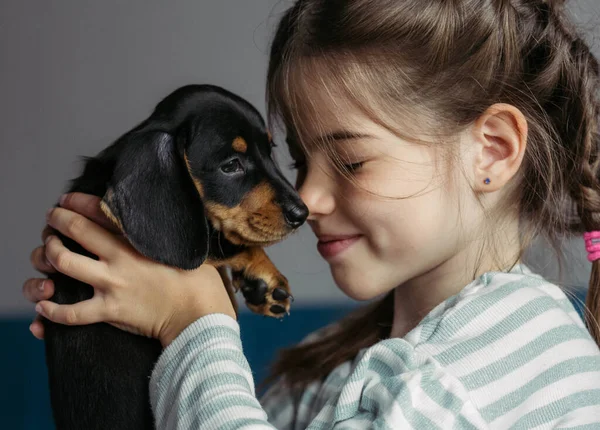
[272,288,290,301]
[270,304,286,315]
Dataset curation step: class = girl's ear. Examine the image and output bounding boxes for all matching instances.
[100,130,209,270]
[470,103,528,192]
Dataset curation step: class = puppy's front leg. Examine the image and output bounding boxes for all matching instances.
[215,247,292,318]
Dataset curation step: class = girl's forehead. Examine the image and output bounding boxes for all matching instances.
[290,92,367,141]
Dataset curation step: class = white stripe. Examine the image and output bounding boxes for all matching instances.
[435,367,490,429]
[533,404,600,429]
[451,286,546,341]
[418,287,544,358]
[449,307,579,377]
[381,401,412,428]
[410,372,457,428]
[491,371,600,429]
[472,340,599,406]
[536,282,570,301]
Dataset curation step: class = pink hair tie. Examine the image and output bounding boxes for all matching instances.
[584,231,600,262]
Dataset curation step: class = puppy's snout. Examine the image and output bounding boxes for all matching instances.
[283,203,309,229]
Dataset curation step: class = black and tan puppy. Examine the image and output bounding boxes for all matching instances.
[42,84,308,430]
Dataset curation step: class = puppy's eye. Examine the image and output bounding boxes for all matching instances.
[220,159,244,174]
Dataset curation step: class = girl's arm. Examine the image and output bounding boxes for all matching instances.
[150,314,278,429]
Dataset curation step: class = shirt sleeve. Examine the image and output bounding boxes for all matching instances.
[149,313,276,430]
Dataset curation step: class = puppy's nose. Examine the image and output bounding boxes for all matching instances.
[284,204,309,228]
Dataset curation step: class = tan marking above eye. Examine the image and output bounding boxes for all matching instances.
[232,137,248,153]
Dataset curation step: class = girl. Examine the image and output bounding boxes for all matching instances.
[23,0,600,427]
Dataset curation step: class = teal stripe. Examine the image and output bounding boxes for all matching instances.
[419,372,482,429]
[435,296,558,364]
[167,346,252,414]
[420,375,465,417]
[156,325,242,394]
[562,424,600,430]
[178,371,254,420]
[460,324,591,390]
[187,394,265,429]
[455,415,480,430]
[481,356,600,421]
[511,389,600,430]
[425,278,545,344]
[368,358,396,378]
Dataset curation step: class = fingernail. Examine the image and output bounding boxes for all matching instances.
[38,280,45,292]
[35,304,43,314]
[45,235,53,245]
[59,194,67,206]
[46,207,53,221]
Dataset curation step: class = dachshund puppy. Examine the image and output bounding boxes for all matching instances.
[42,84,308,430]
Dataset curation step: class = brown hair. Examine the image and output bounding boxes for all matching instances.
[264,0,600,388]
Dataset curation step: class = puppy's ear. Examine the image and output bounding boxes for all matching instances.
[100,131,209,270]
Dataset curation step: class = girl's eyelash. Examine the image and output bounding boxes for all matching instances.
[289,160,365,172]
[342,161,364,172]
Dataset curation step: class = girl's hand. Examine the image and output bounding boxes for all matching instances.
[24,192,235,347]
[24,195,124,340]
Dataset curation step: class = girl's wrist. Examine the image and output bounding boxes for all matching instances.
[159,303,236,348]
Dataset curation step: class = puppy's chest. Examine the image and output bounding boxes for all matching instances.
[206,225,246,260]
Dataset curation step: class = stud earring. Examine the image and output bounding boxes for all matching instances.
[484,178,491,185]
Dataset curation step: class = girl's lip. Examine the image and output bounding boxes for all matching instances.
[317,234,362,243]
[317,235,362,259]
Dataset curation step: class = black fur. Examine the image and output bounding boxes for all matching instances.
[42,85,307,430]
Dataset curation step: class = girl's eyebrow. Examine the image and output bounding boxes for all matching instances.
[285,130,374,150]
[315,130,373,143]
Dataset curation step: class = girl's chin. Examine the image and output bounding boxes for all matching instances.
[331,270,389,301]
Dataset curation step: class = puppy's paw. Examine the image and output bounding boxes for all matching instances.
[232,271,292,318]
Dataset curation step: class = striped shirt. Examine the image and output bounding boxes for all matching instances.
[149,265,600,429]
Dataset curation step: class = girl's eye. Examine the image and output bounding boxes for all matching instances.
[343,161,364,172]
[221,159,244,174]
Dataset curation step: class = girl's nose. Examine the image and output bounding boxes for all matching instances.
[298,162,336,220]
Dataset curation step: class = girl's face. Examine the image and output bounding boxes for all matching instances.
[292,104,485,303]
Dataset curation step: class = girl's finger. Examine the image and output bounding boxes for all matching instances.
[59,193,121,234]
[36,298,106,326]
[41,225,56,244]
[45,235,109,287]
[30,245,56,274]
[22,278,54,303]
[46,207,124,261]
[30,315,45,340]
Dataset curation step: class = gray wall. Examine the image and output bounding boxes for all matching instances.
[1,1,599,316]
